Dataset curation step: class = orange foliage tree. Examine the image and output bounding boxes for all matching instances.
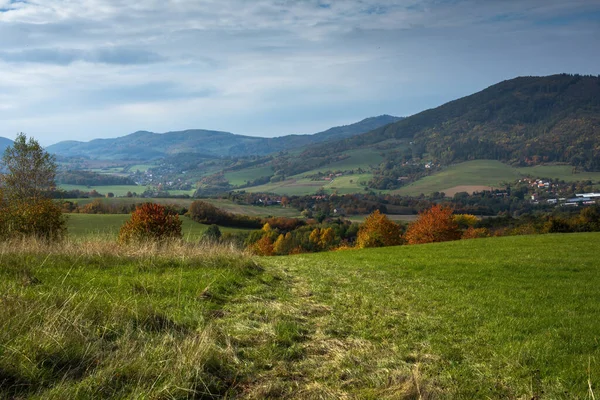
[356,210,403,248]
[404,205,460,245]
[118,203,182,243]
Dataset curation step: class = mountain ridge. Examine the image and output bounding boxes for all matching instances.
[300,74,600,171]
[47,115,402,160]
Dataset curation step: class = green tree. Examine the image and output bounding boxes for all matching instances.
[202,224,222,242]
[1,133,57,203]
[0,133,65,240]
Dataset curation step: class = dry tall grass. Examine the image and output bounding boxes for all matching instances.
[0,236,250,260]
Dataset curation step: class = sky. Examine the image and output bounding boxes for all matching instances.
[0,0,599,146]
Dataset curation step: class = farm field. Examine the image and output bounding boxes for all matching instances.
[393,160,600,196]
[60,184,151,197]
[246,173,372,195]
[65,197,301,218]
[224,165,274,186]
[1,233,598,398]
[66,213,253,240]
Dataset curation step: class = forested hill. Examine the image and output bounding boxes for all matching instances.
[0,137,12,153]
[46,115,401,160]
[307,74,600,170]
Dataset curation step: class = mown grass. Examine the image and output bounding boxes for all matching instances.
[2,233,599,398]
[66,214,253,240]
[261,233,600,398]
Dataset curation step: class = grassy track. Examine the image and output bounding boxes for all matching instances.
[1,233,599,398]
[66,214,253,240]
[258,233,600,398]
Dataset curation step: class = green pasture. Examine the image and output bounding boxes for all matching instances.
[224,165,274,186]
[2,233,599,398]
[309,148,383,173]
[65,197,300,218]
[245,173,373,196]
[128,164,155,172]
[60,184,196,197]
[66,213,253,240]
[262,232,600,398]
[393,160,600,196]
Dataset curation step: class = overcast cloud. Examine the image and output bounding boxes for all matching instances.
[0,0,599,145]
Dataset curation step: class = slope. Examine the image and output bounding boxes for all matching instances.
[3,233,599,398]
[314,74,600,170]
[0,136,13,154]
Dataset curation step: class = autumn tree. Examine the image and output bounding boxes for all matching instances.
[0,133,66,240]
[118,203,182,243]
[404,205,460,245]
[356,210,403,248]
[273,232,294,255]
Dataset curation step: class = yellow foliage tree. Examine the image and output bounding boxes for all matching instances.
[273,232,294,255]
[453,214,479,229]
[356,210,402,248]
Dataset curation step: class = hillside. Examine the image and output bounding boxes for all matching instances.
[314,74,600,170]
[0,136,12,153]
[47,115,401,160]
[2,233,599,398]
[216,74,600,195]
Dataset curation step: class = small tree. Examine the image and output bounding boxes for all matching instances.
[0,133,65,240]
[202,224,222,242]
[118,203,182,243]
[1,133,56,202]
[404,205,460,245]
[356,210,403,248]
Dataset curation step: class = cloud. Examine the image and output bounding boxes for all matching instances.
[0,0,598,144]
[0,47,165,65]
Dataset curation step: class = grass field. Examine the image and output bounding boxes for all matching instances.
[393,160,600,196]
[66,213,253,240]
[224,165,274,186]
[246,173,373,196]
[60,184,196,197]
[1,233,598,398]
[65,197,301,218]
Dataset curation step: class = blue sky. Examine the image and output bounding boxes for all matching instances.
[0,0,598,145]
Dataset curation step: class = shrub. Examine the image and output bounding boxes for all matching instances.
[0,133,66,241]
[462,227,490,240]
[118,203,182,243]
[202,224,222,242]
[404,205,461,245]
[1,198,66,240]
[356,210,403,248]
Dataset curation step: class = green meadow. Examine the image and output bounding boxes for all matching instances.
[1,233,599,398]
[224,165,274,186]
[394,160,600,196]
[65,197,301,218]
[66,213,252,240]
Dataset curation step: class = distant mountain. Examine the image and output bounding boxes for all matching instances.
[303,74,600,171]
[0,137,13,154]
[47,115,402,160]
